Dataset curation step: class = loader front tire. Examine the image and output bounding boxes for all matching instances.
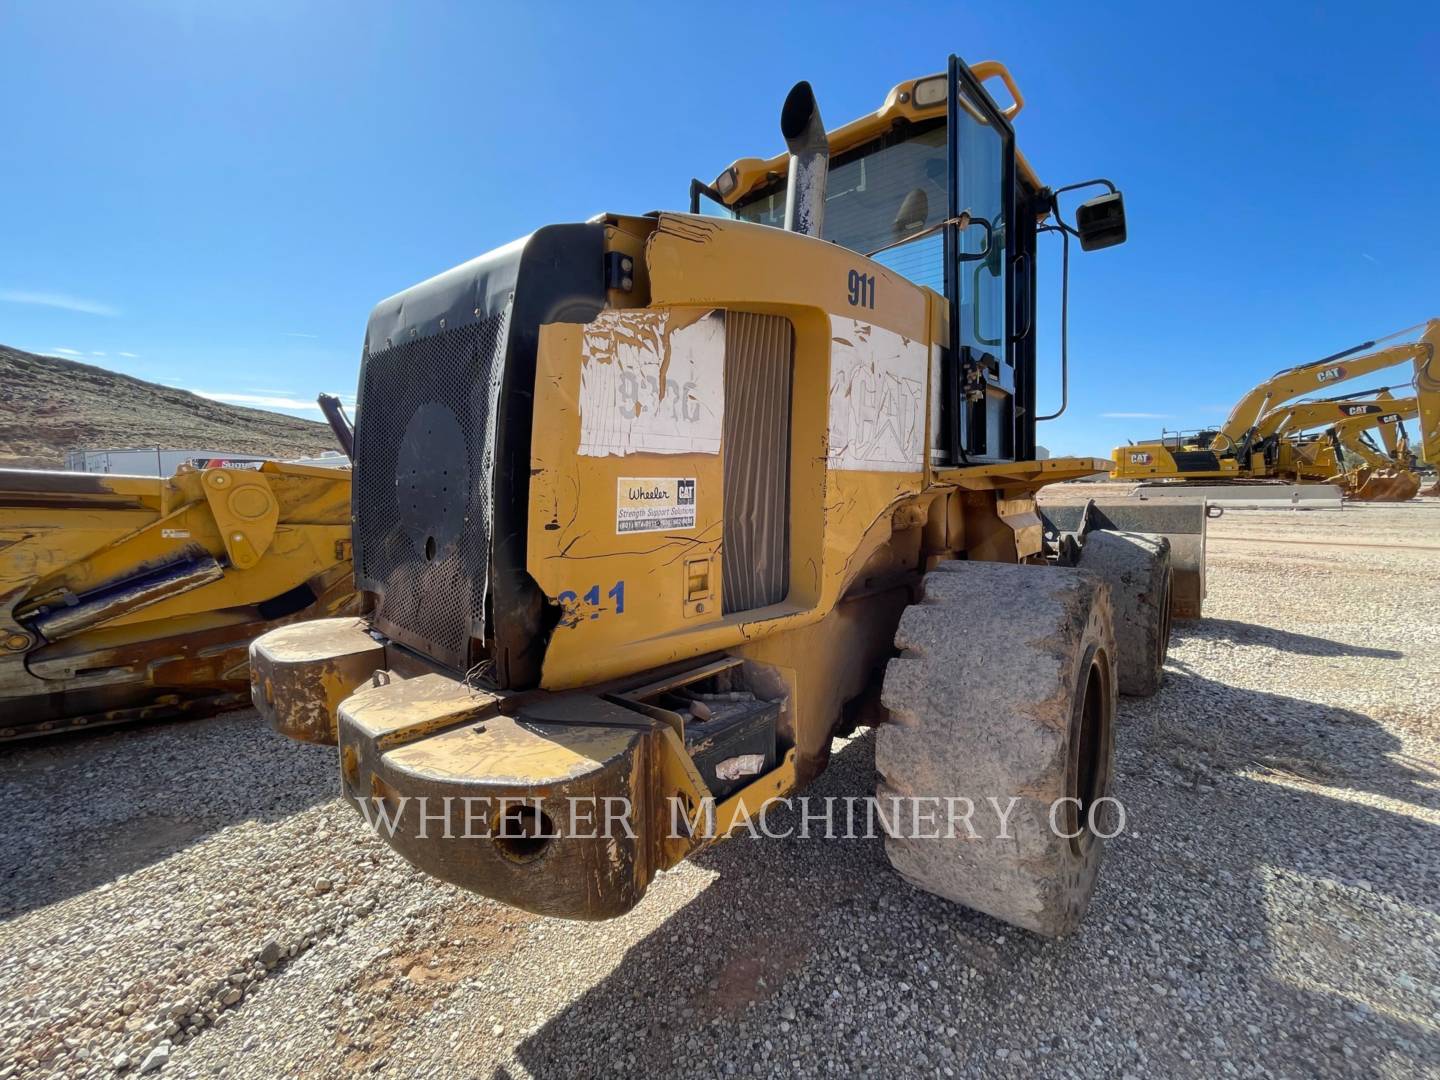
[877,561,1118,938]
[1075,530,1172,697]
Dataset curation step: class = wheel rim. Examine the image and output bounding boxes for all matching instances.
[1066,643,1114,853]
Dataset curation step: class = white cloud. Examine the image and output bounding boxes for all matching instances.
[118,351,139,358]
[0,289,119,317]
[194,390,325,411]
[1360,253,1378,265]
[283,332,319,339]
[91,351,107,357]
[1102,411,1171,419]
[50,347,83,356]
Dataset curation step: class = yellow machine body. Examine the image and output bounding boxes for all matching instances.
[0,461,354,739]
[1111,320,1440,485]
[250,60,1207,922]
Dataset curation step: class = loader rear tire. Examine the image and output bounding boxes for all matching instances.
[1076,530,1172,698]
[877,561,1118,938]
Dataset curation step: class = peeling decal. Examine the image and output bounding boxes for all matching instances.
[616,477,697,533]
[161,529,191,539]
[579,309,724,457]
[826,315,926,472]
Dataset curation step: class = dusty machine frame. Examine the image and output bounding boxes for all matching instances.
[252,57,1204,936]
[0,461,354,740]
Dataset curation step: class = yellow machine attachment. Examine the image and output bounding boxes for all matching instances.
[0,461,354,740]
[1112,320,1440,481]
[250,57,1210,937]
[1318,399,1425,501]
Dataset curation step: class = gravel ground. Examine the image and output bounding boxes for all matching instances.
[2,500,1438,1079]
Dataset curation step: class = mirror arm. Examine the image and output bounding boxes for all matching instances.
[1047,178,1117,234]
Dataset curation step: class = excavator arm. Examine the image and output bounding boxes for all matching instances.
[1220,319,1440,462]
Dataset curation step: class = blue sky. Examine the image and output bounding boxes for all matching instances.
[3,2,1438,454]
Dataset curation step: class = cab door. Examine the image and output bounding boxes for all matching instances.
[945,55,1018,463]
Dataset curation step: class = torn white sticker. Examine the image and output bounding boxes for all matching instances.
[827,315,926,472]
[579,309,724,457]
[616,477,697,533]
[715,754,767,781]
[161,529,191,539]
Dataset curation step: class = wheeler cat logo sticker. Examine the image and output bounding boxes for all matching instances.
[616,477,697,533]
[1128,452,1153,464]
[1316,365,1347,383]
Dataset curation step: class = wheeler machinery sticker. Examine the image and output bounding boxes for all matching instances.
[616,477,697,533]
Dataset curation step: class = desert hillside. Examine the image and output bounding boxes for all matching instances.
[0,345,342,469]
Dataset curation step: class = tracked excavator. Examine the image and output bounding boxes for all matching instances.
[250,57,1212,937]
[1111,321,1440,494]
[0,457,355,740]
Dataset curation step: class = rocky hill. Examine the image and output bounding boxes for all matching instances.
[0,345,342,469]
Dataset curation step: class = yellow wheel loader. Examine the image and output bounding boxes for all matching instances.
[251,57,1209,937]
[1111,320,1440,485]
[0,459,354,740]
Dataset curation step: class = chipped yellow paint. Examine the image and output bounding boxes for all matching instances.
[386,714,636,787]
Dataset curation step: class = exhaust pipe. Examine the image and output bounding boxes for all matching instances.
[780,80,828,237]
[318,393,356,461]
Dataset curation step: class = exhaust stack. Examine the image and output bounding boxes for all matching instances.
[780,80,828,237]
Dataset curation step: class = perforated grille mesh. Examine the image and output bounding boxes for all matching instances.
[353,312,510,671]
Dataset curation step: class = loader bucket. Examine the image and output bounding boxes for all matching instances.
[1039,499,1212,619]
[1345,467,1421,502]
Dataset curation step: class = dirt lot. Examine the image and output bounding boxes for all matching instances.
[2,501,1437,1078]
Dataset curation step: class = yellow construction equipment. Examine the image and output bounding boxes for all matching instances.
[251,57,1210,937]
[1317,397,1424,500]
[1111,320,1440,486]
[0,460,354,740]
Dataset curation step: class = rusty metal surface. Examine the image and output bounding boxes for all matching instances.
[32,555,225,640]
[1345,467,1422,502]
[0,463,355,741]
[334,677,667,919]
[249,617,384,745]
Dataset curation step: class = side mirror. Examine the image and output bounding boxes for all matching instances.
[1075,191,1126,251]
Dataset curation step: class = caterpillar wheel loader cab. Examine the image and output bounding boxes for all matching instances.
[0,460,354,740]
[1111,319,1440,482]
[252,57,1207,937]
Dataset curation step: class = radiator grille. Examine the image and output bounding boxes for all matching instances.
[722,312,793,613]
[353,313,509,670]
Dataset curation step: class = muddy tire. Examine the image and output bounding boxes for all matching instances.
[1076,530,1172,698]
[877,561,1118,938]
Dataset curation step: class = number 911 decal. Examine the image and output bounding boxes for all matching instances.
[847,269,876,309]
